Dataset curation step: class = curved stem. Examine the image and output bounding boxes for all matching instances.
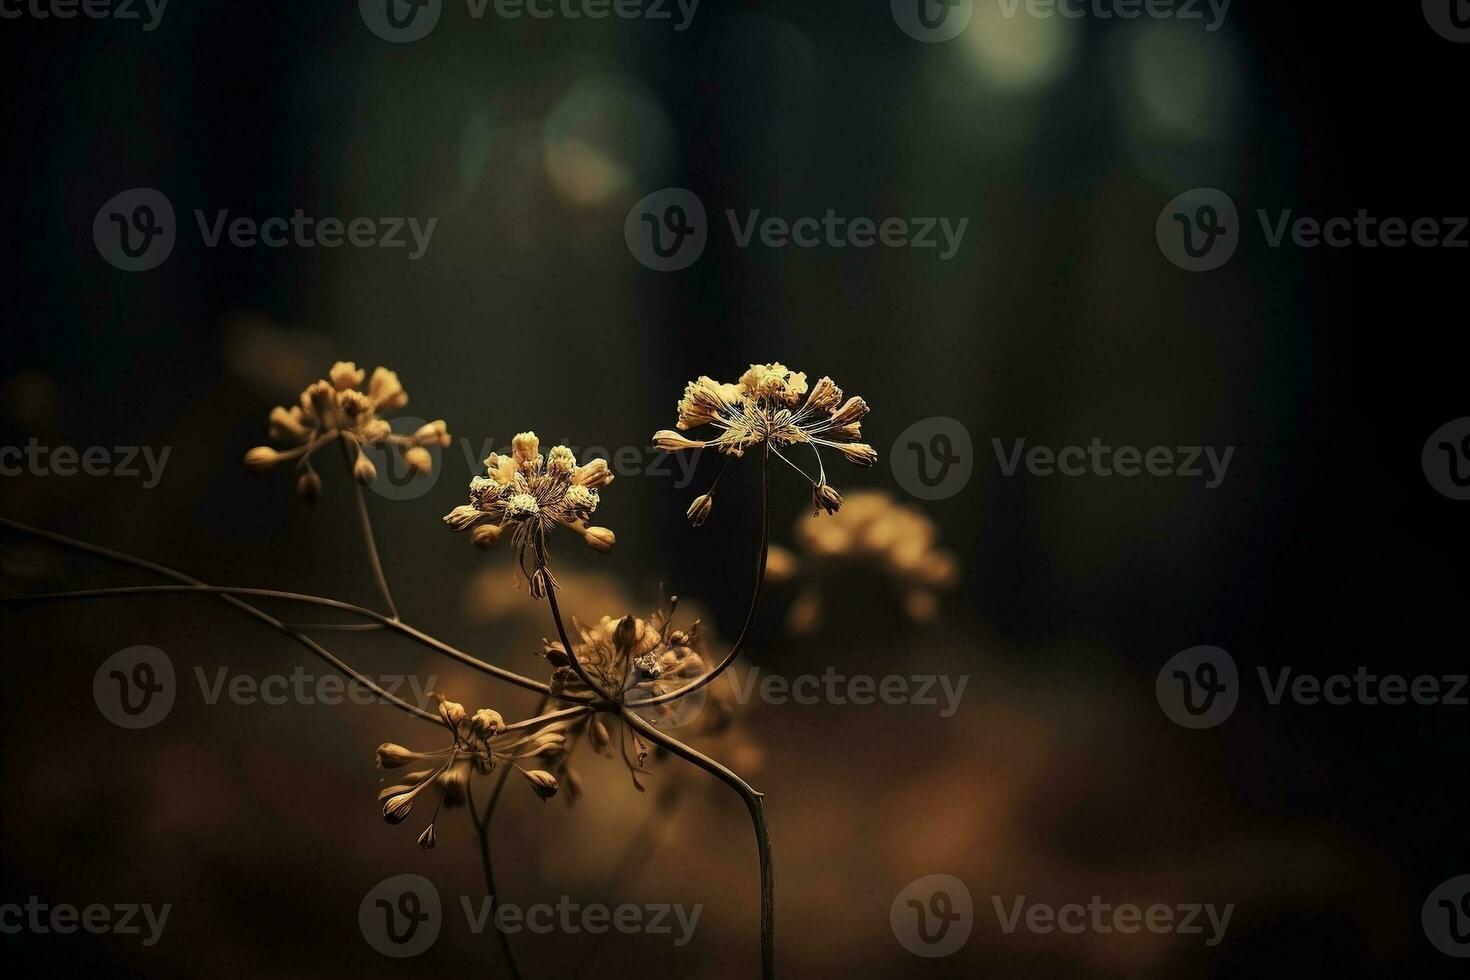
[0,519,589,704]
[342,438,399,620]
[621,711,774,980]
[533,535,614,702]
[2,583,583,702]
[630,445,770,709]
[0,518,438,723]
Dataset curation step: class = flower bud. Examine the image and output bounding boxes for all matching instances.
[416,824,438,850]
[835,442,877,467]
[243,446,281,471]
[614,615,638,651]
[375,742,419,769]
[296,469,322,501]
[414,419,451,447]
[403,446,432,474]
[812,482,843,516]
[382,791,415,824]
[469,708,505,739]
[435,696,467,731]
[653,430,705,453]
[268,406,308,441]
[369,367,407,410]
[472,524,503,548]
[523,769,559,801]
[330,360,365,391]
[589,717,611,750]
[353,451,378,484]
[583,526,616,552]
[686,493,714,527]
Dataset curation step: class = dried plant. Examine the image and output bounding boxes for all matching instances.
[0,360,879,980]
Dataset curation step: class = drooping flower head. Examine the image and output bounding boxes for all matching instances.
[375,694,570,848]
[243,360,450,498]
[539,597,708,790]
[443,432,616,597]
[653,363,875,523]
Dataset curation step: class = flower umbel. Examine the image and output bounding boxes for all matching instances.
[376,694,570,847]
[243,361,450,497]
[539,597,707,790]
[653,363,876,522]
[443,432,616,596]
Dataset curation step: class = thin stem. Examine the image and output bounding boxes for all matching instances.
[0,518,438,724]
[3,583,582,702]
[630,445,770,709]
[467,779,524,980]
[533,534,613,702]
[622,711,774,980]
[342,438,399,620]
[0,519,589,704]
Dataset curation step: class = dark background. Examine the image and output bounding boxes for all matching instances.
[1,1,1465,976]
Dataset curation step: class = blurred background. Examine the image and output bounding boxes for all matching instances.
[1,1,1466,976]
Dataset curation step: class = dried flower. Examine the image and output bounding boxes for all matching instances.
[374,693,573,848]
[522,769,559,800]
[243,361,449,497]
[655,363,875,522]
[686,493,714,527]
[443,432,615,593]
[545,598,707,740]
